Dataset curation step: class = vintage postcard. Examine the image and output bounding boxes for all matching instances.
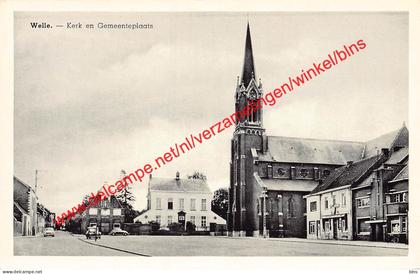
[1,2,419,274]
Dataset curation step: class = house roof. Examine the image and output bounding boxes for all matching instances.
[14,201,29,215]
[310,155,383,194]
[14,176,35,194]
[258,136,365,165]
[149,177,212,193]
[260,179,318,192]
[390,165,408,182]
[384,146,408,165]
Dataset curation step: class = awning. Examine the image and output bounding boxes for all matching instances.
[365,219,386,224]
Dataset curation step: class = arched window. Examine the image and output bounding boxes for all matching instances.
[287,197,294,218]
[257,199,260,215]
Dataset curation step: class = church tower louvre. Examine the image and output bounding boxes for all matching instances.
[228,22,266,237]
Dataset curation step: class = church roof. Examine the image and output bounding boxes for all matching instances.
[310,155,383,194]
[149,177,212,193]
[258,136,365,165]
[364,125,408,157]
[241,22,256,88]
[257,125,408,166]
[260,179,318,192]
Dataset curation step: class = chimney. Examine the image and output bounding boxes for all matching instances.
[176,171,180,181]
[381,148,390,158]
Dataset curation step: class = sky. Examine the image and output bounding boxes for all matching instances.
[14,12,408,215]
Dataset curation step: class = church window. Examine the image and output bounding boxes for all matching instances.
[291,167,296,178]
[277,168,285,176]
[287,197,294,217]
[323,170,331,177]
[300,169,309,178]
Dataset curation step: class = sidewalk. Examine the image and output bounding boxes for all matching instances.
[256,237,408,249]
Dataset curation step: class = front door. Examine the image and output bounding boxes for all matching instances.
[333,219,338,239]
[177,211,186,228]
[316,220,320,239]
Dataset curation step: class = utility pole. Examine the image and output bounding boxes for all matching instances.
[35,170,39,235]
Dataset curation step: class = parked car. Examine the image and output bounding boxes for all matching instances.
[109,227,129,236]
[43,227,55,237]
[86,227,101,240]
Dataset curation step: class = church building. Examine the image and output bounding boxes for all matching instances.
[227,23,408,238]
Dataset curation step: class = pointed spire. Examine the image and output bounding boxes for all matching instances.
[241,22,256,88]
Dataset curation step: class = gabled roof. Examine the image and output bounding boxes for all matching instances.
[14,176,35,194]
[150,177,212,193]
[258,136,365,165]
[94,195,123,209]
[14,201,29,215]
[310,155,383,194]
[390,165,408,182]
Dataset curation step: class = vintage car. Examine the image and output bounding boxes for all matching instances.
[43,227,55,237]
[86,227,101,240]
[109,227,129,236]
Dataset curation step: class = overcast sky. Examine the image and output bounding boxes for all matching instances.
[14,12,408,214]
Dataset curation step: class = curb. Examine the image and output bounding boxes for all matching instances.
[272,239,408,250]
[77,238,151,256]
[228,236,408,250]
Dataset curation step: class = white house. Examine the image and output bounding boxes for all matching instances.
[134,172,226,231]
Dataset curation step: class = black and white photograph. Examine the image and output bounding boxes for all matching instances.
[1,3,420,273]
[11,11,410,257]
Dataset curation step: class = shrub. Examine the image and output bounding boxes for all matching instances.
[186,221,196,233]
[168,222,184,232]
[148,221,160,232]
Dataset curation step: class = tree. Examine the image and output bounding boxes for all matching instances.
[211,188,228,220]
[187,171,207,181]
[116,169,136,223]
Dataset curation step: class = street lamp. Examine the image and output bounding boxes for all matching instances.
[260,189,268,238]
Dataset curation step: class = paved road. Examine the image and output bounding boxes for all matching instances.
[14,231,408,256]
[14,231,131,256]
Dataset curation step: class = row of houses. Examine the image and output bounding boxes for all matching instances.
[13,177,55,236]
[305,142,409,243]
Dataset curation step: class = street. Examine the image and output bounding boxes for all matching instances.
[14,231,408,256]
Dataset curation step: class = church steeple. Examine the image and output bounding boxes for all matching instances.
[241,22,256,88]
[234,22,264,132]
